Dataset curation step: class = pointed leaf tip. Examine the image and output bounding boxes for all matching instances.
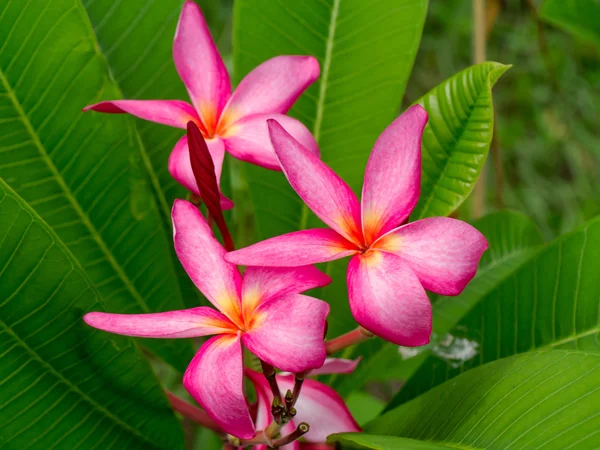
[187,121,234,251]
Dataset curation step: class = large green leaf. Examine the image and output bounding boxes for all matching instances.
[233,0,428,336]
[540,0,600,47]
[365,351,600,450]
[330,434,462,449]
[81,0,210,309]
[388,215,600,410]
[82,0,187,219]
[334,211,543,397]
[411,62,510,220]
[0,179,183,449]
[0,0,193,370]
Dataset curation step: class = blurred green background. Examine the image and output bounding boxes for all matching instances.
[205,0,600,242]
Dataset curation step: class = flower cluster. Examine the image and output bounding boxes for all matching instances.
[82,1,487,447]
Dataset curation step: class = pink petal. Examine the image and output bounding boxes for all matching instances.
[172,199,242,324]
[226,229,358,267]
[83,99,201,130]
[361,105,428,244]
[184,335,254,439]
[167,135,234,210]
[276,375,361,442]
[222,55,319,122]
[173,1,231,131]
[241,266,331,319]
[307,357,361,376]
[243,294,329,373]
[223,114,319,170]
[374,217,488,296]
[268,120,363,245]
[347,251,432,346]
[83,307,236,338]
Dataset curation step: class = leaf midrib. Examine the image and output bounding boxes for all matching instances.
[0,66,152,315]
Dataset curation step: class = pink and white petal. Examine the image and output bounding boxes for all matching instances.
[268,120,363,245]
[223,114,319,170]
[172,200,242,323]
[83,307,236,338]
[243,294,329,373]
[83,100,200,130]
[184,335,254,439]
[374,217,488,296]
[173,1,231,129]
[241,266,331,319]
[167,135,234,210]
[276,375,361,442]
[226,229,358,268]
[347,251,432,346]
[244,370,272,433]
[307,357,361,376]
[223,55,319,120]
[361,105,428,244]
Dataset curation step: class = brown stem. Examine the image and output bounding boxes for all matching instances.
[470,0,488,218]
[271,423,310,448]
[325,327,374,355]
[166,391,223,434]
[291,374,305,408]
[260,360,282,402]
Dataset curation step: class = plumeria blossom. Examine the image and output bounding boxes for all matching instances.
[84,200,330,439]
[84,0,320,209]
[245,358,361,450]
[226,105,488,347]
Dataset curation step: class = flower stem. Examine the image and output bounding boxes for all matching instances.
[271,423,310,447]
[260,360,282,401]
[325,326,374,355]
[166,391,223,434]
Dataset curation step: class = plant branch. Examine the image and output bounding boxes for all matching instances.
[166,391,223,434]
[470,0,488,218]
[325,326,374,355]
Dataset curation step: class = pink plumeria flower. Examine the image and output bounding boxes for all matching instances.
[84,0,320,209]
[84,200,330,439]
[226,105,488,347]
[245,358,361,450]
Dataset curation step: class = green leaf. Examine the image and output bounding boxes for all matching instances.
[388,215,600,410]
[0,0,192,370]
[82,0,224,309]
[366,351,600,450]
[233,0,428,336]
[82,0,187,219]
[330,433,463,449]
[540,0,600,47]
[334,211,542,397]
[0,179,183,449]
[411,62,510,220]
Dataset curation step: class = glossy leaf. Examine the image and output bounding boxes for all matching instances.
[388,215,600,409]
[540,0,600,47]
[411,62,510,219]
[330,433,460,449]
[334,211,543,397]
[0,179,183,449]
[83,0,225,309]
[0,0,192,370]
[233,0,428,336]
[83,0,191,213]
[366,351,600,450]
